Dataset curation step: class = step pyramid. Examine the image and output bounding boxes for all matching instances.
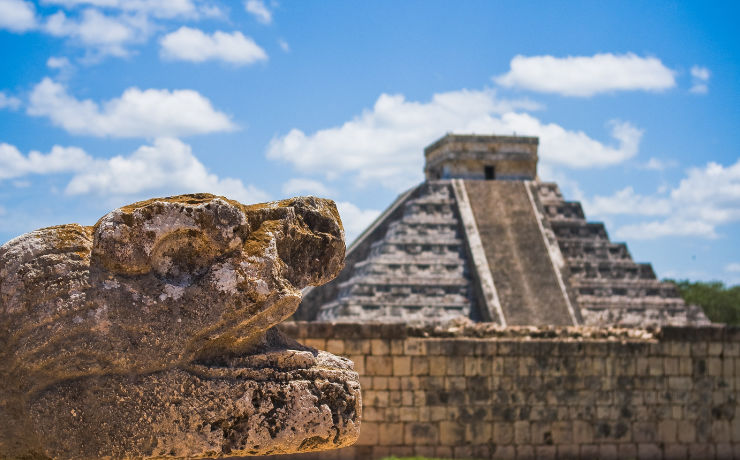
[296,134,709,327]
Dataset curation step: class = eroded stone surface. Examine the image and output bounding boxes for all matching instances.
[0,194,360,459]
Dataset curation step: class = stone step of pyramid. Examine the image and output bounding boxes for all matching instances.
[338,275,470,288]
[317,301,468,322]
[572,277,681,297]
[567,260,656,280]
[557,239,632,261]
[551,221,610,240]
[542,201,586,220]
[464,180,575,326]
[313,181,475,322]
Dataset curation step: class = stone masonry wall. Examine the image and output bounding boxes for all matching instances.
[277,322,740,460]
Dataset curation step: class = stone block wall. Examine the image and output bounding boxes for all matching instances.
[277,322,740,460]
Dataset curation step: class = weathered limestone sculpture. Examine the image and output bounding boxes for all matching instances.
[0,194,361,459]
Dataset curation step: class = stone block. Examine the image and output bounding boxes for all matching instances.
[534,445,556,459]
[530,421,553,445]
[557,444,579,459]
[550,421,572,444]
[715,443,733,460]
[373,376,388,390]
[412,356,430,375]
[617,443,637,459]
[429,406,446,422]
[439,421,465,446]
[691,342,707,356]
[390,339,405,355]
[664,357,680,375]
[708,357,723,376]
[446,356,465,375]
[514,421,531,444]
[677,420,696,443]
[414,390,427,406]
[637,443,662,460]
[355,422,379,446]
[573,420,594,444]
[657,419,677,442]
[401,391,414,406]
[580,444,599,458]
[429,356,447,376]
[453,445,475,459]
[712,420,732,443]
[389,390,402,406]
[493,422,514,444]
[445,376,466,391]
[465,422,492,444]
[708,342,724,355]
[392,356,411,376]
[493,357,505,375]
[688,443,714,459]
[723,357,734,377]
[387,376,401,390]
[663,444,687,460]
[516,445,535,460]
[303,338,326,351]
[404,339,427,356]
[492,445,516,460]
[378,422,404,445]
[364,390,389,407]
[598,444,619,460]
[633,421,657,443]
[732,418,740,442]
[344,339,370,355]
[404,421,438,445]
[366,356,393,376]
[370,339,390,356]
[363,406,384,422]
[325,339,345,355]
[670,342,691,357]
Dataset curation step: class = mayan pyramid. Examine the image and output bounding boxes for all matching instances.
[296,134,709,327]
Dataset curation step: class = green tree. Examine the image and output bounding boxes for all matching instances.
[666,280,740,325]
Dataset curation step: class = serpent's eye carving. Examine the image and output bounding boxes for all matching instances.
[0,194,358,459]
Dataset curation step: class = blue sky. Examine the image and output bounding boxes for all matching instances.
[0,0,739,284]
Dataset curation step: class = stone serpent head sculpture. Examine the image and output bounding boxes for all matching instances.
[0,194,360,459]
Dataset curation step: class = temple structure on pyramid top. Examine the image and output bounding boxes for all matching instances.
[295,134,708,327]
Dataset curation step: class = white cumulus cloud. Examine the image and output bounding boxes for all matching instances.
[65,137,269,203]
[245,0,271,24]
[43,8,151,58]
[641,157,678,171]
[27,78,236,138]
[267,89,642,190]
[583,186,672,217]
[160,26,267,65]
[590,159,740,240]
[0,142,92,180]
[690,65,711,94]
[0,0,36,32]
[495,53,676,97]
[0,92,22,110]
[47,56,71,69]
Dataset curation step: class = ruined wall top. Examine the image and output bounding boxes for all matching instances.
[424,133,539,181]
